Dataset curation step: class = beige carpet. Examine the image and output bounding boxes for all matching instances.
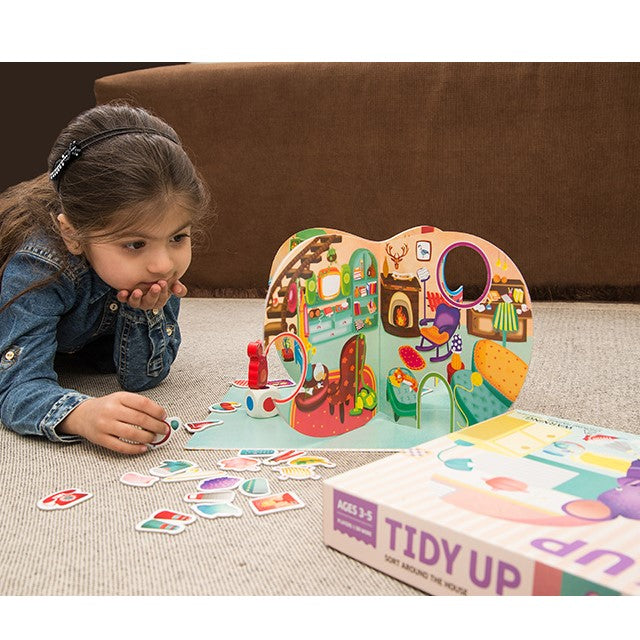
[0,300,638,595]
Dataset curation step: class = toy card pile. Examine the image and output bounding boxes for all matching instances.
[37,446,338,535]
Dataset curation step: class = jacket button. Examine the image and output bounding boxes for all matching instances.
[109,303,119,312]
[5,350,15,361]
[166,326,174,336]
[152,308,160,315]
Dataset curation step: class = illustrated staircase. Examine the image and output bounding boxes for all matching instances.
[264,234,342,342]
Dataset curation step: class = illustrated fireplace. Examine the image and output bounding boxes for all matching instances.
[380,274,421,337]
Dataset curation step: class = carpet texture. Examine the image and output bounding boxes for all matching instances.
[0,300,638,595]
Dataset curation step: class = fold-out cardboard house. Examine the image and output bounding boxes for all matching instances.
[263,226,534,439]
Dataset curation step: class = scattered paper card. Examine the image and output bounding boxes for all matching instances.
[287,455,336,468]
[249,492,305,516]
[148,418,181,449]
[150,509,197,525]
[184,420,223,434]
[183,491,237,504]
[272,466,321,481]
[165,416,184,431]
[161,467,223,483]
[238,448,278,458]
[135,518,185,535]
[208,401,242,413]
[197,476,243,492]
[149,460,197,478]
[120,472,159,487]
[37,488,93,511]
[263,450,306,466]
[239,478,271,497]
[217,456,261,472]
[190,503,243,519]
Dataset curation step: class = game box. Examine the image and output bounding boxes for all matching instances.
[322,410,640,595]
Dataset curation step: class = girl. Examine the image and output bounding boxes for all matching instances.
[0,103,210,454]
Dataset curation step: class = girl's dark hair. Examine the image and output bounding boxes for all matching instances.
[0,103,211,310]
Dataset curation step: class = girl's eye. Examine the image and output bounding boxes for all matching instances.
[124,241,146,251]
[172,233,191,243]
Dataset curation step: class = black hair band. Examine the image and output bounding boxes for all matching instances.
[49,127,179,188]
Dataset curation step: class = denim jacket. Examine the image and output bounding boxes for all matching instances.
[0,233,181,443]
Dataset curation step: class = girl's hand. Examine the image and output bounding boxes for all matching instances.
[116,280,188,312]
[58,392,170,454]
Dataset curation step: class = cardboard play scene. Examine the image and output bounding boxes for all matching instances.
[187,226,534,450]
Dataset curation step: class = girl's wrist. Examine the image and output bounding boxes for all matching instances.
[57,400,90,438]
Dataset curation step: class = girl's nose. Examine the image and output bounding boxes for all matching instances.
[147,250,173,276]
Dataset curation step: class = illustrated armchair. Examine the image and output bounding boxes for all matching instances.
[416,303,460,362]
[327,334,366,423]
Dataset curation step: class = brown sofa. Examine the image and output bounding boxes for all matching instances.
[95,63,640,301]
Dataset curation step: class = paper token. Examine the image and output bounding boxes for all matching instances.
[190,503,243,519]
[37,488,93,511]
[263,450,306,466]
[273,466,321,481]
[149,460,197,478]
[183,491,236,504]
[135,518,185,535]
[238,448,278,458]
[184,420,223,433]
[120,472,159,487]
[150,509,197,525]
[165,416,183,430]
[239,478,271,497]
[197,476,243,492]
[208,401,242,413]
[217,457,261,472]
[249,492,305,516]
[287,455,336,468]
[161,468,222,483]
[148,417,181,449]
[148,431,171,448]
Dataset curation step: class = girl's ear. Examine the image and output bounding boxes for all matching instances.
[56,214,83,255]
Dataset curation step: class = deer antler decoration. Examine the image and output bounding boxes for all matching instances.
[385,243,409,270]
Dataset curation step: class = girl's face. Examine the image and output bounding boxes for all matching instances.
[75,199,193,293]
